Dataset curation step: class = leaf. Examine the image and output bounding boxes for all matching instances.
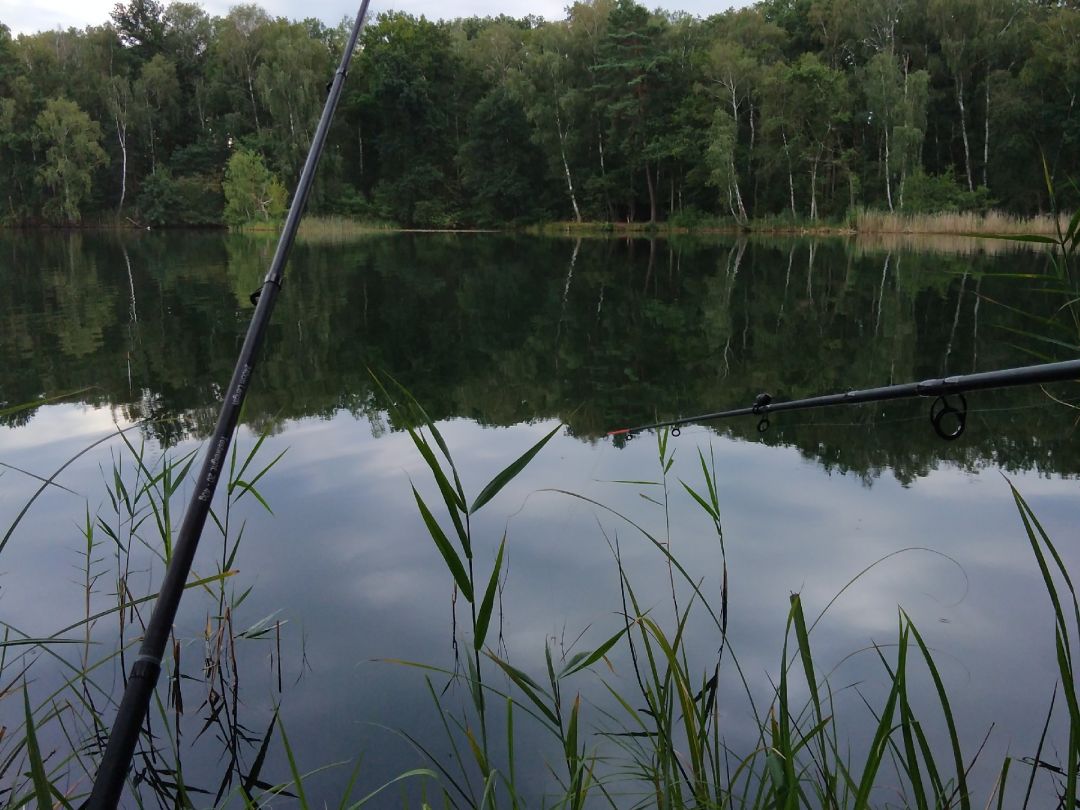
[564,694,580,769]
[1064,209,1080,245]
[991,324,1078,353]
[241,709,279,802]
[23,685,52,809]
[369,370,470,554]
[465,727,489,775]
[485,652,559,726]
[559,627,627,678]
[343,769,437,809]
[413,486,473,602]
[681,480,718,521]
[409,430,470,557]
[277,714,310,810]
[906,618,970,810]
[470,424,561,514]
[474,535,504,651]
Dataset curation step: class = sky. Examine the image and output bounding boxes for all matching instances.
[1,0,755,37]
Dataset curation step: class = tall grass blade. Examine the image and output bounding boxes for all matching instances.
[276,714,311,810]
[0,387,95,418]
[1011,479,1080,807]
[470,425,561,514]
[345,769,437,809]
[383,373,465,490]
[412,485,473,602]
[978,233,1058,245]
[1064,209,1080,245]
[336,757,365,810]
[1,423,143,556]
[680,481,718,522]
[23,684,53,809]
[853,635,905,809]
[241,708,279,801]
[474,535,505,651]
[995,757,1012,810]
[485,653,559,727]
[465,726,490,775]
[905,617,970,810]
[559,627,627,678]
[369,371,469,548]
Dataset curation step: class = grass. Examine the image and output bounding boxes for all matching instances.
[296,215,396,242]
[376,377,1080,809]
[850,231,1041,256]
[2,375,1079,807]
[856,208,1073,236]
[233,215,395,241]
[0,408,434,806]
[282,209,1071,241]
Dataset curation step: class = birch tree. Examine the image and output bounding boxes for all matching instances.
[514,25,584,222]
[34,98,107,223]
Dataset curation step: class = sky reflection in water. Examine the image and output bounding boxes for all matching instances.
[2,405,1075,805]
[0,232,1077,805]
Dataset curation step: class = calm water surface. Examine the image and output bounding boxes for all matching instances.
[0,231,1077,806]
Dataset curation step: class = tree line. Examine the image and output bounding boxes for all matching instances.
[1,0,1078,228]
[2,230,1075,482]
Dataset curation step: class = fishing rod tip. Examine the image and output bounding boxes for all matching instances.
[606,428,631,437]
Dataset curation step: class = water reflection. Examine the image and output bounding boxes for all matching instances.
[1,231,1076,482]
[0,232,1078,805]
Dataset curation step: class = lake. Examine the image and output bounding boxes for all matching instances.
[1,230,1077,807]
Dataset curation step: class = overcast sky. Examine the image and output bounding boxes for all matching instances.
[2,0,754,37]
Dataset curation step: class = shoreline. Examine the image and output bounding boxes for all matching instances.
[0,210,1068,239]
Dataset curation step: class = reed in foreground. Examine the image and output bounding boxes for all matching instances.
[0,414,439,807]
[380,376,1079,809]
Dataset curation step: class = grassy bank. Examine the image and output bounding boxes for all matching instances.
[5,208,1070,240]
[855,208,1072,235]
[531,209,1071,237]
[234,214,395,242]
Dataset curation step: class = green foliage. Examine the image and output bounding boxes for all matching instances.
[353,12,466,226]
[222,149,286,226]
[4,0,1080,226]
[33,98,107,224]
[458,86,550,225]
[903,169,994,214]
[137,169,223,225]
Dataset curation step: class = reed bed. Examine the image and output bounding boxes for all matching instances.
[851,231,1040,256]
[856,208,1072,236]
[296,215,395,242]
[235,215,394,241]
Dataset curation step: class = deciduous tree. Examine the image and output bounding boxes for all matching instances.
[34,98,108,224]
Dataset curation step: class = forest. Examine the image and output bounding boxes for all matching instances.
[0,0,1078,228]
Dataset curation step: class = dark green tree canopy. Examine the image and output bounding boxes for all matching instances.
[1,0,1077,226]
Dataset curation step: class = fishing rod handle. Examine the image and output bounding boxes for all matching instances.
[81,4,371,807]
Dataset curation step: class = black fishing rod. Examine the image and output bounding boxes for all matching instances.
[81,3,370,807]
[608,358,1080,441]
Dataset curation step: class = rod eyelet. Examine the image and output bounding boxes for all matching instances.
[930,393,967,441]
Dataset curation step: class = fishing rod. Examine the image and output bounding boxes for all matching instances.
[607,358,1080,441]
[81,3,371,807]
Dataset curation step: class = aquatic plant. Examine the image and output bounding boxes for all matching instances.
[380,384,1080,809]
